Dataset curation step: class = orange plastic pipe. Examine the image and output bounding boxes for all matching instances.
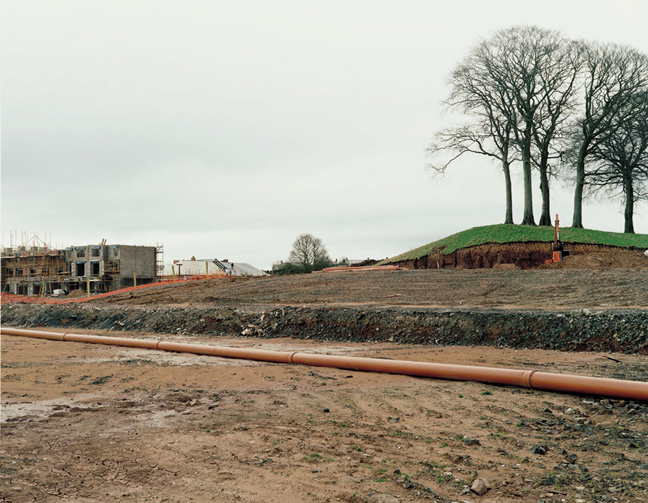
[2,327,647,401]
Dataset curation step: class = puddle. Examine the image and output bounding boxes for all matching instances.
[1,393,103,422]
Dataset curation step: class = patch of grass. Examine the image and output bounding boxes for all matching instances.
[482,391,493,396]
[90,376,112,385]
[381,224,648,263]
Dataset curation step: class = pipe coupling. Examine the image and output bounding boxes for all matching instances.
[522,370,537,389]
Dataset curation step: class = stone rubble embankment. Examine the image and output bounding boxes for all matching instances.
[3,303,647,354]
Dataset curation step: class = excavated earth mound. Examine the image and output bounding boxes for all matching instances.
[395,242,648,270]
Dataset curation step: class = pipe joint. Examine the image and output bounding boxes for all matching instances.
[522,370,537,389]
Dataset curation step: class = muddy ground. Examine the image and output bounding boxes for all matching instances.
[2,269,648,502]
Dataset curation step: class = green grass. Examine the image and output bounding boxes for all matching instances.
[381,224,648,263]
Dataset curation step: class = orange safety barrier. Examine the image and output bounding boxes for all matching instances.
[318,265,402,273]
[2,327,647,402]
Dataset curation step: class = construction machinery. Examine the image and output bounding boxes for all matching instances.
[551,214,570,263]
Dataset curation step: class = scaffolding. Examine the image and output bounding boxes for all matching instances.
[1,234,69,296]
[2,233,161,297]
[156,243,164,277]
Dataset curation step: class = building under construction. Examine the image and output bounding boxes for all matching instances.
[2,237,161,296]
[1,245,68,296]
[64,244,159,293]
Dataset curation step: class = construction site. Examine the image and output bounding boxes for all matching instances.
[1,233,169,298]
[0,233,273,303]
[2,235,648,502]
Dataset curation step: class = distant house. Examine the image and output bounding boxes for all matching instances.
[166,258,266,277]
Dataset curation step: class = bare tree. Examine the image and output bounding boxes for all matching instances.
[428,48,517,224]
[483,26,578,226]
[530,41,581,225]
[288,234,332,273]
[432,26,576,226]
[585,91,648,233]
[568,42,648,228]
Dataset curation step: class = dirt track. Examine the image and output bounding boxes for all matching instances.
[2,269,648,502]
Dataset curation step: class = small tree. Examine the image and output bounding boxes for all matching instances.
[288,234,332,273]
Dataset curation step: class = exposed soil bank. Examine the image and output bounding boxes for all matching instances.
[396,243,648,270]
[4,303,647,354]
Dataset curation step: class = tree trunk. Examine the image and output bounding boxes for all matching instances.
[521,127,535,226]
[502,159,513,224]
[624,175,635,234]
[571,144,587,229]
[538,147,551,226]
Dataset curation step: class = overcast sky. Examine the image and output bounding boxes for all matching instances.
[2,1,647,270]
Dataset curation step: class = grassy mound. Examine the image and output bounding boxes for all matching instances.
[383,224,648,263]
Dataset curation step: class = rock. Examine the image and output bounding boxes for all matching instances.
[531,445,548,455]
[566,453,578,464]
[464,438,481,446]
[470,477,491,496]
[322,408,330,413]
[169,393,192,403]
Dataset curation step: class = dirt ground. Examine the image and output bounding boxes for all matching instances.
[94,268,648,310]
[2,329,648,503]
[2,268,648,503]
